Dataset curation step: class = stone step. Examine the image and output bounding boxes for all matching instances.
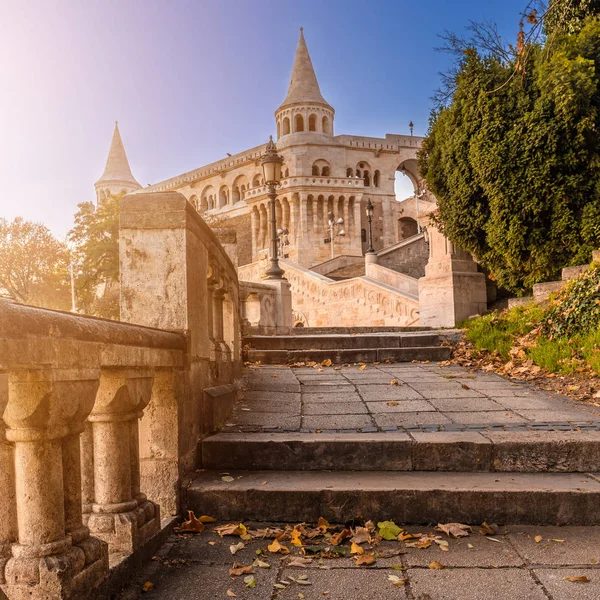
[200,431,600,473]
[185,469,600,525]
[281,326,431,335]
[244,333,441,351]
[243,346,452,365]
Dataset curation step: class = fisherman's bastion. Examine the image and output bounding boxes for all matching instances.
[95,28,488,329]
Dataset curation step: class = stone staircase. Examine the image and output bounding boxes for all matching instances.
[186,361,600,526]
[243,329,451,364]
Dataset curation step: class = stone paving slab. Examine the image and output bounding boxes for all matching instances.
[117,524,600,600]
[223,364,600,434]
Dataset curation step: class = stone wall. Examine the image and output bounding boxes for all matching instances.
[376,234,429,279]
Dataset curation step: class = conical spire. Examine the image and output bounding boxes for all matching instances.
[96,122,140,187]
[279,28,331,109]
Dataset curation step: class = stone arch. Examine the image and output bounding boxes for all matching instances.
[201,185,215,210]
[277,120,281,139]
[189,194,199,211]
[201,197,209,212]
[252,174,262,188]
[322,115,330,135]
[374,170,380,187]
[259,203,268,249]
[346,167,353,177]
[282,117,290,135]
[294,114,304,133]
[232,175,248,204]
[312,159,331,177]
[308,113,317,131]
[398,216,419,240]
[218,185,229,208]
[395,159,420,201]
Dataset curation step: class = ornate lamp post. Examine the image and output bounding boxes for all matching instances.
[365,199,375,254]
[261,136,285,279]
[327,212,345,259]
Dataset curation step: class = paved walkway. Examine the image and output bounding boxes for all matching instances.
[224,363,600,433]
[119,522,600,599]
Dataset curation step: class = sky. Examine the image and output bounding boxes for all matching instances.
[0,0,527,238]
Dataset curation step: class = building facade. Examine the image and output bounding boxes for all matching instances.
[97,29,433,270]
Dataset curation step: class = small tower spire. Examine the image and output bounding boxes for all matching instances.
[278,28,331,110]
[95,122,141,203]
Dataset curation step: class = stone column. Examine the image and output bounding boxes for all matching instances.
[343,198,350,251]
[250,209,258,260]
[2,368,108,599]
[0,372,17,585]
[87,368,159,555]
[353,199,362,254]
[418,226,487,327]
[382,197,393,248]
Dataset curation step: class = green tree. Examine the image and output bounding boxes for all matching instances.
[0,217,70,309]
[420,15,600,293]
[69,193,121,319]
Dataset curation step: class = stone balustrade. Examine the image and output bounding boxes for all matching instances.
[0,190,244,599]
[243,175,364,201]
[240,280,293,335]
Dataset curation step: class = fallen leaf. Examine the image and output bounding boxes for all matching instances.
[436,523,472,538]
[268,539,289,554]
[180,511,205,533]
[321,359,332,367]
[244,575,257,588]
[291,526,304,547]
[429,561,445,570]
[390,379,400,386]
[253,559,271,569]
[386,401,399,406]
[229,563,254,576]
[359,364,367,371]
[222,476,235,482]
[215,523,247,537]
[378,521,403,541]
[405,538,432,549]
[199,515,217,523]
[226,590,237,598]
[230,542,245,555]
[563,576,590,583]
[288,557,313,567]
[350,542,364,555]
[354,553,376,566]
[351,527,372,545]
[318,517,331,532]
[141,581,154,592]
[479,522,497,536]
[551,539,565,543]
[329,529,350,545]
[535,535,544,544]
[388,575,407,587]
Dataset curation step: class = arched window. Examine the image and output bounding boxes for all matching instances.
[322,116,329,134]
[374,170,380,187]
[285,168,289,177]
[190,195,198,210]
[283,117,290,135]
[277,121,281,139]
[346,168,353,177]
[232,187,241,203]
[312,165,319,176]
[252,174,262,188]
[364,171,370,187]
[294,114,304,132]
[309,114,317,131]
[219,186,228,208]
[201,198,208,212]
[322,166,330,176]
[356,169,362,178]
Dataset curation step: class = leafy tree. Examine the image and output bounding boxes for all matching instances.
[69,193,121,319]
[420,13,600,293]
[0,217,70,309]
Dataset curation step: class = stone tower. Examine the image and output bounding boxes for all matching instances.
[95,122,141,204]
[275,28,334,139]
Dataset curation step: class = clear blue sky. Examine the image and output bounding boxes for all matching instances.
[0,0,526,237]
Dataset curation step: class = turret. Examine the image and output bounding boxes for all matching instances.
[95,122,141,203]
[275,28,334,140]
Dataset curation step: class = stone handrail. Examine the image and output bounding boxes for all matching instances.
[376,232,425,257]
[0,191,244,599]
[310,254,364,277]
[238,259,420,327]
[365,262,419,298]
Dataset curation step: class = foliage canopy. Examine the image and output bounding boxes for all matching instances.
[420,6,600,293]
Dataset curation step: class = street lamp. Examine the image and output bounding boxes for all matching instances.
[365,199,375,254]
[261,136,285,279]
[327,212,345,259]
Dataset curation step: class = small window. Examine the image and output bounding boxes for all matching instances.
[361,228,367,243]
[322,166,330,176]
[312,165,319,176]
[309,114,317,131]
[346,168,353,177]
[294,114,304,132]
[283,117,290,135]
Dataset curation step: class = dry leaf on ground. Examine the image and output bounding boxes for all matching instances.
[226,590,237,597]
[141,582,154,592]
[351,527,372,545]
[429,561,445,570]
[388,575,407,587]
[436,523,472,538]
[354,554,376,566]
[199,515,217,523]
[563,576,590,583]
[288,557,313,567]
[230,542,245,554]
[215,523,247,537]
[229,563,254,576]
[268,539,290,554]
[350,542,364,555]
[535,535,544,544]
[180,511,205,533]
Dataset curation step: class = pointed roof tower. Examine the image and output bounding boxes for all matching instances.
[95,122,141,191]
[278,28,332,111]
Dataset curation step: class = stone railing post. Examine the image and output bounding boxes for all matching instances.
[2,368,108,599]
[87,368,160,555]
[0,373,17,585]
